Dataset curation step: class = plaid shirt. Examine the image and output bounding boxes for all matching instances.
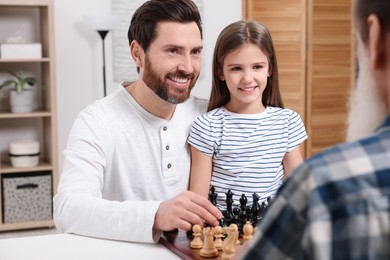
[242,115,390,260]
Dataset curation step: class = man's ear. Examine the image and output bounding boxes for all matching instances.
[367,14,386,70]
[130,40,144,68]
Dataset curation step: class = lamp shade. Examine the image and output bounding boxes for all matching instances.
[84,15,121,31]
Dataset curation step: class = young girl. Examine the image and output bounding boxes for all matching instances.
[188,20,307,207]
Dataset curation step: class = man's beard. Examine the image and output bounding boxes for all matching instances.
[142,55,198,104]
[346,51,387,141]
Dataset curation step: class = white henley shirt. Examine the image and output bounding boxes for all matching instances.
[53,83,207,243]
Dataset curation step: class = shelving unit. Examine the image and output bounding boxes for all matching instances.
[0,0,57,231]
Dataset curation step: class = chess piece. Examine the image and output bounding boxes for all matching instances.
[214,225,223,250]
[239,193,247,212]
[243,221,254,240]
[208,185,218,206]
[251,193,260,225]
[260,201,267,222]
[222,224,238,260]
[232,223,240,246]
[220,210,228,227]
[190,224,203,249]
[200,227,218,257]
[232,207,240,225]
[225,189,234,225]
[239,209,247,235]
[231,207,242,235]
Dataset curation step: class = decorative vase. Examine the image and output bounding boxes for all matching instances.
[9,89,34,113]
[8,140,40,168]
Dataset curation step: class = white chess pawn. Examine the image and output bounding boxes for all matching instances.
[243,221,254,240]
[190,224,203,249]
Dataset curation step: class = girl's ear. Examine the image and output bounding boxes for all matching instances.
[130,40,144,68]
[217,66,225,81]
[268,63,273,77]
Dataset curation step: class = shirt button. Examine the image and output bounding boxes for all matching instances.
[166,145,170,150]
[167,163,172,169]
[163,126,167,131]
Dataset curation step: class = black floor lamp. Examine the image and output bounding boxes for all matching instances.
[97,30,109,97]
[85,15,120,97]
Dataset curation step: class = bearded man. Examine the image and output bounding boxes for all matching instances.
[236,0,390,259]
[53,0,222,244]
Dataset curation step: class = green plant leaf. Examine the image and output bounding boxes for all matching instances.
[25,77,37,86]
[0,70,38,93]
[0,79,17,89]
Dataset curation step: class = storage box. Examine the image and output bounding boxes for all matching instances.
[0,43,42,59]
[8,140,40,168]
[1,172,52,224]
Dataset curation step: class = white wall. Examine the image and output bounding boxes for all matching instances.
[54,0,242,171]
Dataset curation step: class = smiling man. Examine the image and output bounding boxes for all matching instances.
[53,0,221,243]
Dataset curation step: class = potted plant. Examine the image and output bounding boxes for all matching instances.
[0,70,37,113]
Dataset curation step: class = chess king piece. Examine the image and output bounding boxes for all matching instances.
[214,225,223,250]
[222,224,239,260]
[200,227,218,257]
[190,224,203,249]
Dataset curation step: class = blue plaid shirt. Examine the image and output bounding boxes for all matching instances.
[242,115,390,259]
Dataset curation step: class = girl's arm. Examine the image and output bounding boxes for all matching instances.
[189,145,213,199]
[282,146,304,178]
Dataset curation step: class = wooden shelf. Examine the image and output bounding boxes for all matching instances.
[0,58,50,63]
[0,0,57,231]
[0,219,54,232]
[0,161,53,174]
[0,111,52,119]
[0,0,52,7]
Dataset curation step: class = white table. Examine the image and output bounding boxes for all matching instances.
[0,233,180,260]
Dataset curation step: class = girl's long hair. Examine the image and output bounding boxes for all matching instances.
[208,20,284,112]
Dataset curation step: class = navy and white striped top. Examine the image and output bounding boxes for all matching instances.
[188,106,307,206]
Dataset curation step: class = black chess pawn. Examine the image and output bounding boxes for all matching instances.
[232,207,240,224]
[239,209,247,235]
[245,205,252,221]
[267,196,273,206]
[208,186,217,205]
[219,210,228,227]
[231,207,242,235]
[259,201,267,222]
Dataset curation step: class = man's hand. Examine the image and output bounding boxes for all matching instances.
[154,191,222,232]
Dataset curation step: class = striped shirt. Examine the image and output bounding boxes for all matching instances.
[242,115,390,260]
[188,106,307,206]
